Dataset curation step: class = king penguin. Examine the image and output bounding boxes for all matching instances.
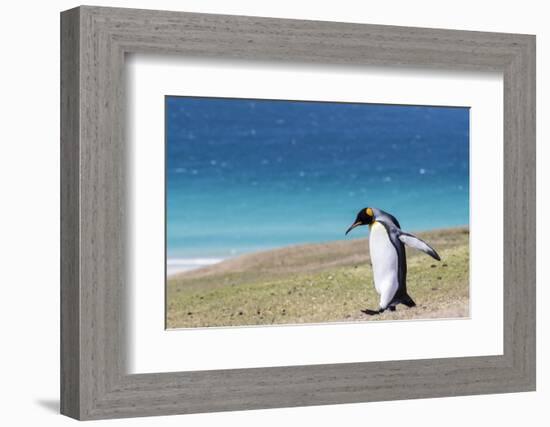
[345,207,441,315]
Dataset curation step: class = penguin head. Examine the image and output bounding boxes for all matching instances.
[345,207,375,235]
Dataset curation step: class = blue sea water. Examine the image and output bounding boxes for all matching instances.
[166,97,469,268]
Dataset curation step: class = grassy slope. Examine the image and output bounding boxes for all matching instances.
[167,227,469,328]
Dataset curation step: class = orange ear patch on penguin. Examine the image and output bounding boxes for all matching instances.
[366,207,374,217]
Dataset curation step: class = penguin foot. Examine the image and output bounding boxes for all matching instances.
[388,306,396,312]
[361,309,381,316]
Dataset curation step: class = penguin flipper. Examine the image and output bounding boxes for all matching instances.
[398,232,441,261]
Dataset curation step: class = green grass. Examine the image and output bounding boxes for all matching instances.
[167,227,469,328]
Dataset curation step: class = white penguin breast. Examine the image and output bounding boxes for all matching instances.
[369,222,399,297]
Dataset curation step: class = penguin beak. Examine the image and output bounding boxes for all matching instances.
[345,222,361,235]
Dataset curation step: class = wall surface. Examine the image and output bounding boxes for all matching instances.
[0,0,546,425]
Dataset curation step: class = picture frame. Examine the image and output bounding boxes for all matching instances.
[60,5,535,420]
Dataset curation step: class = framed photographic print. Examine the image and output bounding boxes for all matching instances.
[164,97,470,329]
[61,6,536,420]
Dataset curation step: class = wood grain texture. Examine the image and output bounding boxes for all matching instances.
[60,5,536,420]
[60,7,80,419]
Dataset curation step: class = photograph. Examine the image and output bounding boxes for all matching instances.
[53,4,537,420]
[165,96,470,329]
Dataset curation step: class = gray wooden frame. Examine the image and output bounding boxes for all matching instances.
[60,5,536,421]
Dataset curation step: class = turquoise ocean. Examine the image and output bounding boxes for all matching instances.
[166,97,469,274]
